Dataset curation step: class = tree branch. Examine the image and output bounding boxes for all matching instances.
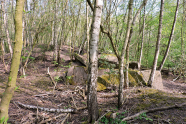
[86,0,120,61]
[122,103,186,122]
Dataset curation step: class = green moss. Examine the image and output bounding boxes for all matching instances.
[99,109,102,116]
[105,111,113,119]
[153,114,162,119]
[135,88,186,115]
[81,121,89,124]
[100,54,117,57]
[184,117,186,122]
[97,69,148,91]
[98,74,119,86]
[98,71,144,87]
[35,80,53,91]
[128,70,146,86]
[128,73,138,87]
[97,82,106,91]
[136,103,151,111]
[66,75,75,85]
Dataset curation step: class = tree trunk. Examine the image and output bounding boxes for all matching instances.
[2,0,13,58]
[0,0,25,121]
[57,0,68,65]
[53,0,58,61]
[139,6,146,69]
[86,1,90,64]
[148,0,164,86]
[128,0,148,61]
[78,26,87,55]
[181,0,185,61]
[158,0,180,71]
[118,0,133,109]
[87,0,103,122]
[125,0,148,89]
[0,41,8,72]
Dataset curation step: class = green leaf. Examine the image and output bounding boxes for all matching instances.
[15,86,20,91]
[0,117,5,123]
[66,76,71,79]
[29,57,35,60]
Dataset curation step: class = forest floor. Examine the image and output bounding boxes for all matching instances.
[0,45,186,124]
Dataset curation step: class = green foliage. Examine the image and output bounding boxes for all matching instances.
[61,58,65,62]
[113,108,118,111]
[100,116,109,124]
[23,9,31,14]
[14,86,20,91]
[61,65,71,68]
[0,116,9,124]
[54,76,61,82]
[99,115,127,124]
[20,75,28,78]
[81,101,86,105]
[66,76,72,80]
[81,117,87,121]
[136,112,153,122]
[121,111,128,115]
[21,56,35,62]
[52,61,58,65]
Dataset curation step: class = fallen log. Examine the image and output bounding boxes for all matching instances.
[16,102,77,113]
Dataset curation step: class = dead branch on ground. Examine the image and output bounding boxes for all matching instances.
[71,93,87,111]
[17,101,76,113]
[61,113,70,124]
[94,111,111,124]
[47,67,58,93]
[121,103,186,122]
[75,86,86,99]
[39,113,66,124]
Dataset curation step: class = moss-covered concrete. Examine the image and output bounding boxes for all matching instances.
[97,69,147,91]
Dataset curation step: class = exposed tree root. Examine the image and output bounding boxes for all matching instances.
[122,103,186,122]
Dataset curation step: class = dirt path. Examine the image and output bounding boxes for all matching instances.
[162,78,186,95]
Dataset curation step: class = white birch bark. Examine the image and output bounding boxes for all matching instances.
[139,6,146,69]
[158,0,180,71]
[53,0,58,61]
[87,0,103,122]
[118,0,133,109]
[148,0,164,86]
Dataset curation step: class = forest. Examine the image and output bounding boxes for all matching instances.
[0,0,186,123]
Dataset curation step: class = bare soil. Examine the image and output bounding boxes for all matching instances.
[0,45,186,124]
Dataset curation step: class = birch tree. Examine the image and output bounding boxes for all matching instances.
[53,0,58,61]
[139,5,146,69]
[158,0,180,71]
[148,0,164,86]
[118,0,133,109]
[87,0,103,122]
[125,0,148,89]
